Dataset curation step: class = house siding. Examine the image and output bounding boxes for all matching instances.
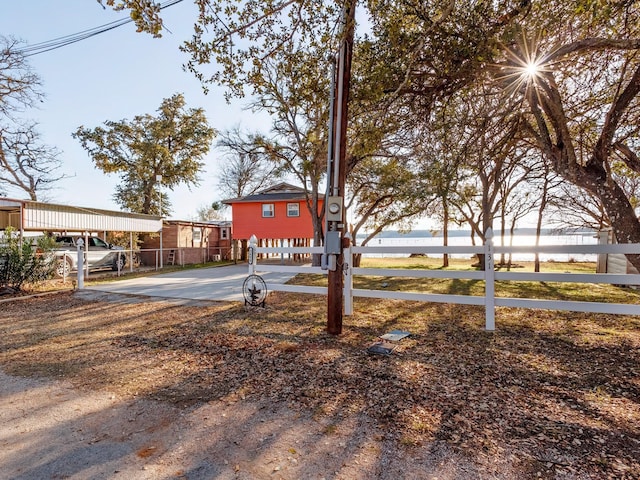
[140,221,232,265]
[231,200,320,240]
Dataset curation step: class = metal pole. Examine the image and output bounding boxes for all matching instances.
[130,231,134,272]
[325,55,337,239]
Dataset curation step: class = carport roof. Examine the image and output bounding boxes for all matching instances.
[0,197,163,233]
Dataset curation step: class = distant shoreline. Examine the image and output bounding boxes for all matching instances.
[357,228,598,239]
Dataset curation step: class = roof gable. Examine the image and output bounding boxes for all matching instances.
[222,182,324,204]
[258,182,305,195]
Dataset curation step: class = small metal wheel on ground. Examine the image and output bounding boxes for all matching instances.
[243,274,267,307]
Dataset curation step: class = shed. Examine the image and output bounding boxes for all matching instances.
[139,219,232,266]
[596,229,640,275]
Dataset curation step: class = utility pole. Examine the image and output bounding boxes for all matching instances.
[325,0,356,335]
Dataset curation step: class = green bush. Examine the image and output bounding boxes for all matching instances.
[0,228,56,293]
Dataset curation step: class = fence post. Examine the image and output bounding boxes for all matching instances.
[343,233,353,315]
[485,228,495,331]
[129,232,134,273]
[248,235,257,276]
[76,238,84,289]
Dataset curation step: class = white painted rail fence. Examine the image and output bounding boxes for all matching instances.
[247,231,640,330]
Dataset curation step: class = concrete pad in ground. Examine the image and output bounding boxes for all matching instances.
[84,264,295,302]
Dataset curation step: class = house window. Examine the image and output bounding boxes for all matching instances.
[287,203,300,217]
[193,228,202,243]
[221,228,228,239]
[262,203,275,217]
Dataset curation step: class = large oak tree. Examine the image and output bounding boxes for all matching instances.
[73,93,216,215]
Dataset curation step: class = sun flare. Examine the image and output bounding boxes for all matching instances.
[524,61,540,78]
[493,31,552,98]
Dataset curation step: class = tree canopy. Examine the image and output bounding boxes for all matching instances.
[110,0,640,270]
[73,93,216,215]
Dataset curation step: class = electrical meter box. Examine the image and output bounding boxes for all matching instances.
[326,196,343,222]
[325,230,341,254]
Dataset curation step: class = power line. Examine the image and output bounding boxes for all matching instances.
[17,0,184,57]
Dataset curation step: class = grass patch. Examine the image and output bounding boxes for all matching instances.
[289,258,640,305]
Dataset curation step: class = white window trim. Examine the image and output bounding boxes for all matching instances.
[262,203,275,218]
[193,228,202,243]
[287,202,300,217]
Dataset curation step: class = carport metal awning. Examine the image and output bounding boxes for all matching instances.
[0,197,162,233]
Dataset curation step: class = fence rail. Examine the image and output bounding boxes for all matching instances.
[248,231,640,330]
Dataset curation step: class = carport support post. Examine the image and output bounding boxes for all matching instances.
[130,231,134,273]
[160,228,164,269]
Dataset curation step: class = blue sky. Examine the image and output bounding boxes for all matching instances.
[0,0,268,220]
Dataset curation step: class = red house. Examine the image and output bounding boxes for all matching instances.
[223,182,324,259]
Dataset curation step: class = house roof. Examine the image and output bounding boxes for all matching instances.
[222,182,324,204]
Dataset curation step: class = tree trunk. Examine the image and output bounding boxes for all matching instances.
[312,226,323,267]
[595,180,640,270]
[573,162,640,271]
[534,211,543,273]
[442,202,449,267]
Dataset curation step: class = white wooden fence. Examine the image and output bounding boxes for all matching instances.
[247,231,640,330]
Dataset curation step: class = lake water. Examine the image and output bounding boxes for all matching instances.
[356,230,599,262]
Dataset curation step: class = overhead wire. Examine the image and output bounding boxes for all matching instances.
[16,0,184,57]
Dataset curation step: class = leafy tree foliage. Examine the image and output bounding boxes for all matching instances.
[247,52,332,248]
[347,155,431,261]
[0,228,55,293]
[181,1,341,100]
[73,93,216,215]
[114,0,640,269]
[99,0,164,37]
[502,2,640,268]
[366,0,640,268]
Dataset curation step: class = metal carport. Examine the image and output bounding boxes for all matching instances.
[0,197,162,234]
[0,197,163,271]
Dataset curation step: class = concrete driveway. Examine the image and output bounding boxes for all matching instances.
[85,264,294,302]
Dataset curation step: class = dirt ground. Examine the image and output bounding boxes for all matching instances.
[0,289,638,479]
[0,370,498,480]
